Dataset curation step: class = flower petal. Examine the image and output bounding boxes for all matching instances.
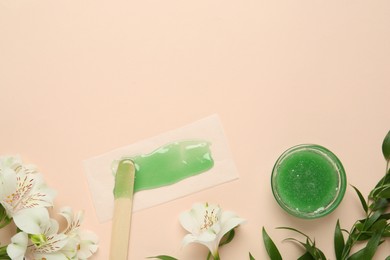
[198,230,217,242]
[23,173,57,209]
[35,233,68,255]
[77,230,99,259]
[219,215,245,238]
[13,207,50,234]
[59,206,73,225]
[0,166,17,201]
[182,231,218,256]
[182,234,197,247]
[57,237,78,259]
[0,156,22,170]
[179,211,198,233]
[59,206,84,235]
[44,218,60,236]
[190,203,209,224]
[7,232,28,260]
[1,172,56,217]
[33,252,68,260]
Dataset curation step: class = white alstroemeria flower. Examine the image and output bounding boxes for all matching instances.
[0,156,56,218]
[179,203,245,259]
[59,207,99,259]
[8,208,69,260]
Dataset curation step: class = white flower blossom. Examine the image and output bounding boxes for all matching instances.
[0,156,56,218]
[59,207,99,259]
[7,208,69,260]
[179,203,245,259]
[1,156,98,259]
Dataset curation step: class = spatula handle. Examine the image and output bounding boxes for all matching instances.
[109,198,133,259]
[109,159,135,260]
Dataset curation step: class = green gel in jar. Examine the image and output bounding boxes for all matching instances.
[114,139,214,193]
[271,144,346,219]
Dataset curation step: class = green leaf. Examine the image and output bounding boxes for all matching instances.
[370,184,390,198]
[0,246,11,260]
[0,205,11,229]
[374,169,390,189]
[384,233,390,238]
[384,225,390,237]
[297,252,315,260]
[351,185,368,213]
[277,227,312,243]
[262,227,282,260]
[314,247,327,260]
[365,210,382,230]
[219,229,235,247]
[358,217,390,241]
[347,220,386,260]
[334,220,345,260]
[377,185,390,198]
[384,169,390,184]
[249,252,256,260]
[355,226,372,241]
[283,238,326,260]
[283,237,311,252]
[369,198,389,211]
[378,212,390,220]
[382,130,390,161]
[147,255,178,260]
[279,227,326,259]
[370,218,388,232]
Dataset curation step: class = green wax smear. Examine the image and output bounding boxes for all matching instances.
[275,150,339,214]
[129,140,214,193]
[113,159,135,199]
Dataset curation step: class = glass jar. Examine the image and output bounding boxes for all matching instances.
[271,144,347,219]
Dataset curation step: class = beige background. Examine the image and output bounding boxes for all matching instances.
[1,0,389,259]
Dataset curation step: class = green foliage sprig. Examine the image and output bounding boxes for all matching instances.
[261,130,390,260]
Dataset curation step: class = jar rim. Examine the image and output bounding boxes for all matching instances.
[271,144,347,219]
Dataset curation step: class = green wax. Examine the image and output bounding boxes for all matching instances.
[128,140,214,192]
[275,150,339,213]
[113,159,135,199]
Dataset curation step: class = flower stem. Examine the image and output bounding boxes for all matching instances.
[207,251,220,260]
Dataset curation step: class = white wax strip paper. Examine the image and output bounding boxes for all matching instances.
[83,114,239,222]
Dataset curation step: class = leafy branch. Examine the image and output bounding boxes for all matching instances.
[260,130,390,260]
